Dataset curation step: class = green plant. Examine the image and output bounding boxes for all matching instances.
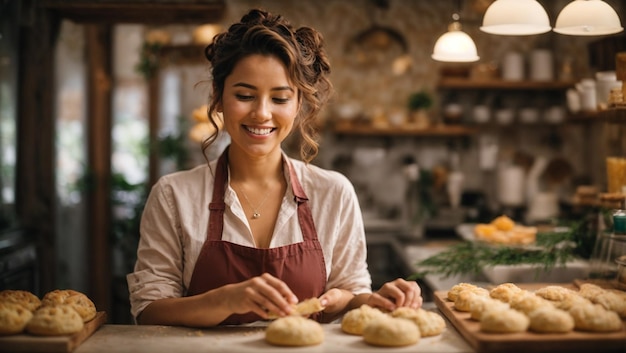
[407,90,433,111]
[135,42,163,80]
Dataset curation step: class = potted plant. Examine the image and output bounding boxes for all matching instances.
[407,90,433,128]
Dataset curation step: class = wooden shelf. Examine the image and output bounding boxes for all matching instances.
[600,106,626,123]
[437,78,576,90]
[331,124,477,137]
[43,1,226,24]
[569,107,626,124]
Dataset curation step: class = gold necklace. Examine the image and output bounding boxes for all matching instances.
[237,186,271,219]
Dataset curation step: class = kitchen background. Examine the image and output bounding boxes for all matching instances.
[1,0,625,324]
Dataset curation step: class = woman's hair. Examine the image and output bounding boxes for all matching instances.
[202,8,332,163]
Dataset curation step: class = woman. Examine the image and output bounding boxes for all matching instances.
[127,8,422,327]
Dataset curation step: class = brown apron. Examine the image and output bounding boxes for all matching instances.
[187,149,327,325]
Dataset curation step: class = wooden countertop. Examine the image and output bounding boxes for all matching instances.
[72,303,473,353]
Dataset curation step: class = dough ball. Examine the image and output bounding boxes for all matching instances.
[391,307,446,337]
[578,284,626,318]
[528,306,574,333]
[568,302,623,332]
[362,316,420,347]
[454,288,489,312]
[341,304,386,335]
[265,316,324,347]
[489,283,524,303]
[469,296,509,321]
[480,308,529,333]
[509,291,554,315]
[447,283,480,302]
[534,285,578,302]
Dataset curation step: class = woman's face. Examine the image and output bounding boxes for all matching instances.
[219,54,299,159]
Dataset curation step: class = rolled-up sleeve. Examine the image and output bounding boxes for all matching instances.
[127,180,185,320]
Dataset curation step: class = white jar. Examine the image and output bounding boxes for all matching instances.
[578,78,597,112]
[530,49,554,81]
[502,52,525,81]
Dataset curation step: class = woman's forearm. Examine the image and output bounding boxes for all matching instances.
[137,287,232,327]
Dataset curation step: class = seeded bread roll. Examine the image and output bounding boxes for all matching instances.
[0,290,41,312]
[26,304,84,336]
[42,289,96,322]
[362,316,420,347]
[265,316,324,347]
[0,302,34,335]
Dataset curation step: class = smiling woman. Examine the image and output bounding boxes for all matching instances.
[127,8,423,329]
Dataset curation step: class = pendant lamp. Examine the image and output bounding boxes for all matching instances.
[554,0,623,36]
[480,0,551,35]
[432,15,479,63]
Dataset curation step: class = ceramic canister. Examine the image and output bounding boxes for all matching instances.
[530,49,553,81]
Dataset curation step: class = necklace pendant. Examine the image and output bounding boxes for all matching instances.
[252,212,260,219]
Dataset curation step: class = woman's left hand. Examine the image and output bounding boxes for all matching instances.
[367,278,423,312]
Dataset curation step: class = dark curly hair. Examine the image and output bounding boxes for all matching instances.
[202,8,333,163]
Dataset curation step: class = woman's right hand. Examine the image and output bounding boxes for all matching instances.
[219,273,299,319]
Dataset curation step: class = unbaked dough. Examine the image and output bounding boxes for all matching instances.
[568,302,623,332]
[391,307,446,337]
[340,304,386,335]
[480,308,529,333]
[469,296,509,321]
[265,315,324,346]
[267,297,325,319]
[362,316,420,347]
[489,283,523,303]
[528,306,574,333]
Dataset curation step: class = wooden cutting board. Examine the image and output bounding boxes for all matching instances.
[434,289,626,353]
[0,311,107,353]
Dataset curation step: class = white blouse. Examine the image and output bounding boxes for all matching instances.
[127,155,372,319]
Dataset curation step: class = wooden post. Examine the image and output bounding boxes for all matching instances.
[85,24,112,314]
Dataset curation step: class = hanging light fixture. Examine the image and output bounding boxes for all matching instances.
[480,0,551,35]
[554,0,623,36]
[432,14,479,62]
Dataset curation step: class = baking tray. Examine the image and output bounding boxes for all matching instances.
[434,290,626,353]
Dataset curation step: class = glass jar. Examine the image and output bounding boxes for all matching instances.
[588,210,626,279]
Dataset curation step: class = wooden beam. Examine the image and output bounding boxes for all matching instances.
[41,1,226,24]
[85,24,113,314]
[16,1,60,296]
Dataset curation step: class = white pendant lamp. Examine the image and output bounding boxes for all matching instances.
[554,0,623,36]
[480,0,551,35]
[432,16,479,62]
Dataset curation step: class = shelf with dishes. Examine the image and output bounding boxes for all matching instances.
[330,123,477,137]
[437,78,577,91]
